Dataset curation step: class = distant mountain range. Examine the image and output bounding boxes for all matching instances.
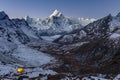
[24,9,95,35]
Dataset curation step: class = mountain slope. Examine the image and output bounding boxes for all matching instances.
[48,12,120,74]
[0,11,57,78]
[54,14,113,44]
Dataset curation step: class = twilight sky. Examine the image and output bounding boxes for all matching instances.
[0,0,120,19]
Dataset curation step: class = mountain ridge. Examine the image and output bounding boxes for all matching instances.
[24,10,95,35]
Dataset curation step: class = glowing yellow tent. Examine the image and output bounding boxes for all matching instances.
[17,68,24,73]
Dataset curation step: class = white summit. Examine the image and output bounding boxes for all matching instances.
[49,9,63,18]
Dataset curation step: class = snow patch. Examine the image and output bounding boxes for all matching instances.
[41,35,61,41]
[114,74,120,80]
[109,19,120,31]
[0,64,15,76]
[110,33,120,39]
[12,44,54,66]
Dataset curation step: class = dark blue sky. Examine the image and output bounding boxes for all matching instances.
[0,0,120,19]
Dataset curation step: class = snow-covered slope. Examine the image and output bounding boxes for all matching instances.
[12,43,54,67]
[49,9,63,18]
[0,11,56,78]
[25,10,95,35]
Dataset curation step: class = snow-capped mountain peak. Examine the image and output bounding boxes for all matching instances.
[0,11,9,20]
[23,10,95,35]
[49,9,64,18]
